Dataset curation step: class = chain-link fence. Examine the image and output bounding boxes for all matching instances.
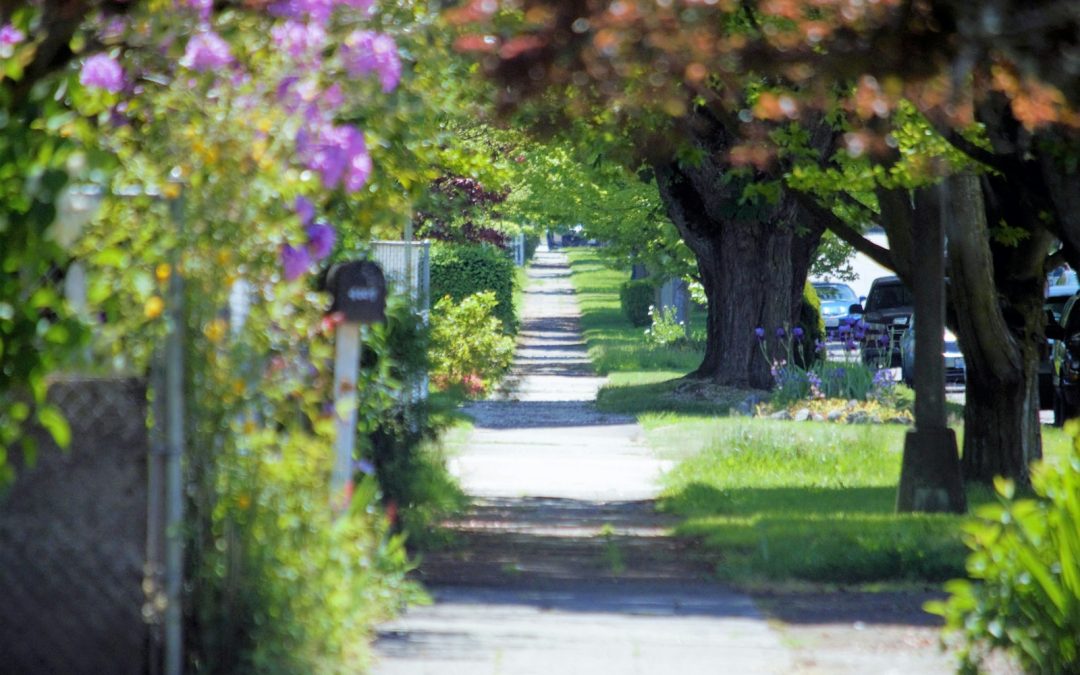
[0,377,149,675]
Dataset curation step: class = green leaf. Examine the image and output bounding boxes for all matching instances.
[37,405,71,449]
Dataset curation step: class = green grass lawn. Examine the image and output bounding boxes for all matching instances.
[563,246,1075,588]
[564,249,704,375]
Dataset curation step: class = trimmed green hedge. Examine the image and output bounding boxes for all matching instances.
[797,280,825,366]
[430,243,516,331]
[619,279,654,327]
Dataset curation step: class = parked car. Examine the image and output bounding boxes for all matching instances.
[1040,279,1080,408]
[1051,292,1080,425]
[899,317,966,386]
[850,276,913,367]
[812,282,858,338]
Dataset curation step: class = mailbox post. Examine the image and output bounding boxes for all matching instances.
[326,261,387,510]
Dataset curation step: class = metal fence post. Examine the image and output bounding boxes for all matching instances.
[164,190,186,675]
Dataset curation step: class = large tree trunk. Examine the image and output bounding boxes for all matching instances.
[651,110,828,388]
[946,173,1046,485]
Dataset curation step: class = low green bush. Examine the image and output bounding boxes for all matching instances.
[619,279,654,327]
[797,280,825,366]
[430,243,516,331]
[429,291,515,397]
[645,305,688,347]
[928,428,1080,675]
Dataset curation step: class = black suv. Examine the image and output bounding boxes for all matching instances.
[852,276,913,367]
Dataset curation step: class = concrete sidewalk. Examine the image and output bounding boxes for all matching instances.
[371,247,793,674]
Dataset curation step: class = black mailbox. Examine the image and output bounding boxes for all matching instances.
[326,260,387,324]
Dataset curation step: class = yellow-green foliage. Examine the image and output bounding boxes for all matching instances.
[429,291,515,395]
[928,423,1080,675]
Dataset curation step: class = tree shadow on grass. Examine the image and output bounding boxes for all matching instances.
[595,376,754,417]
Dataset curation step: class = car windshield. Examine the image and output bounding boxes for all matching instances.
[815,285,856,301]
[866,283,912,311]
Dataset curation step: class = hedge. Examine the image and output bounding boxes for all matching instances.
[619,279,654,327]
[429,242,516,331]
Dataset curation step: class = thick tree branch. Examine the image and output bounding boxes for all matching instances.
[927,119,1011,173]
[790,189,896,272]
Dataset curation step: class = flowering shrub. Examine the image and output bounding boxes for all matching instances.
[429,292,515,397]
[645,305,688,347]
[756,325,898,408]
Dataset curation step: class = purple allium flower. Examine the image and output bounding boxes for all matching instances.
[354,458,376,475]
[814,339,826,351]
[1,23,26,47]
[838,324,850,335]
[305,221,335,260]
[271,20,326,61]
[281,243,312,281]
[80,54,125,93]
[180,31,233,71]
[341,30,401,92]
[845,339,857,351]
[793,326,804,339]
[295,196,316,225]
[878,333,889,345]
[775,327,786,339]
[754,327,766,340]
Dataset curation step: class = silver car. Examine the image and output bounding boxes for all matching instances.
[899,317,966,386]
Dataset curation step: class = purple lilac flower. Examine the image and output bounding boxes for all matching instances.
[269,0,335,25]
[178,0,212,21]
[341,30,401,92]
[320,83,344,112]
[80,54,125,93]
[305,221,336,260]
[754,327,766,340]
[337,0,374,11]
[793,326,804,339]
[180,31,233,71]
[295,196,316,225]
[271,20,326,61]
[281,244,312,281]
[0,23,24,48]
[298,123,371,192]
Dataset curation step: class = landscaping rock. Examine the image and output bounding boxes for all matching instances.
[846,399,860,410]
[793,408,811,422]
[847,411,870,424]
[826,410,845,422]
[812,413,826,422]
[887,416,913,425]
[769,410,792,421]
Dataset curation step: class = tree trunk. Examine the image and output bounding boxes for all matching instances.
[945,173,1046,485]
[653,157,824,389]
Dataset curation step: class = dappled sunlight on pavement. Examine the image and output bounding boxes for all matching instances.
[371,246,794,674]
